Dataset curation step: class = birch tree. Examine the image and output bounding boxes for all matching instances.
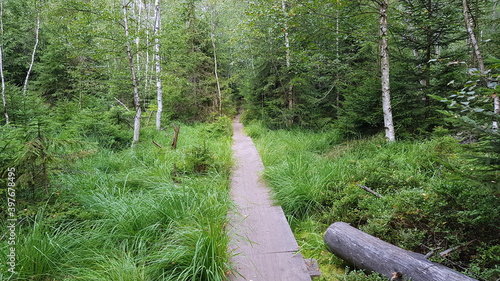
[154,0,163,130]
[0,0,7,124]
[281,0,293,115]
[463,0,485,75]
[122,0,142,145]
[377,0,395,141]
[208,0,222,116]
[23,1,41,96]
[463,0,499,130]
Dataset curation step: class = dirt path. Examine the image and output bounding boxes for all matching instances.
[227,115,312,281]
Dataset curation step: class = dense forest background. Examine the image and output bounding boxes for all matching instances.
[0,0,498,280]
[0,0,499,136]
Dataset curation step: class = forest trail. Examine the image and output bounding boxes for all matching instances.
[227,115,312,281]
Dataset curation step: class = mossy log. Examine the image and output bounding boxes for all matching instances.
[324,222,477,281]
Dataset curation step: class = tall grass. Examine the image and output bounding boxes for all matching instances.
[1,120,234,280]
[249,122,499,281]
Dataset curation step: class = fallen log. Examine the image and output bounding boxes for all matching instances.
[324,222,477,281]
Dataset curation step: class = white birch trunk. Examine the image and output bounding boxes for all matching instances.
[282,0,293,111]
[123,0,141,145]
[154,0,163,130]
[144,2,151,95]
[0,46,6,125]
[336,0,340,59]
[211,32,222,116]
[0,2,7,124]
[462,0,498,130]
[493,93,499,131]
[379,0,395,142]
[134,0,142,75]
[462,0,485,74]
[23,10,40,96]
[209,1,222,116]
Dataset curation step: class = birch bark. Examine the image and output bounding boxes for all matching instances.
[154,0,163,130]
[281,0,293,112]
[462,0,499,130]
[0,1,7,124]
[494,92,499,131]
[209,1,222,116]
[463,0,485,74]
[379,0,395,142]
[122,0,142,145]
[23,8,40,96]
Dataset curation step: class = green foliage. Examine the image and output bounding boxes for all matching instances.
[337,270,386,281]
[242,119,268,138]
[184,143,214,174]
[64,108,132,149]
[202,115,233,138]
[0,122,233,280]
[431,59,500,174]
[251,122,499,280]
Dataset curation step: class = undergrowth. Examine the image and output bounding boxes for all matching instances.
[246,121,500,281]
[0,117,234,281]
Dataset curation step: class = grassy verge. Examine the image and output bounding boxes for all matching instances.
[0,117,234,281]
[245,121,499,281]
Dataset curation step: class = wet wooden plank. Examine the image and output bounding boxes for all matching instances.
[228,252,311,281]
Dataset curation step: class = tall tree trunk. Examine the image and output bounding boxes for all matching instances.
[23,8,40,96]
[134,0,143,76]
[154,0,163,130]
[424,0,432,95]
[336,0,340,59]
[463,0,485,74]
[0,1,7,124]
[144,1,152,97]
[494,93,499,131]
[462,0,498,130]
[209,1,222,116]
[122,0,141,146]
[282,0,293,112]
[211,33,222,116]
[379,0,395,142]
[0,45,6,125]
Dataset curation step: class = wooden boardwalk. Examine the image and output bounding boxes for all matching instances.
[227,116,312,281]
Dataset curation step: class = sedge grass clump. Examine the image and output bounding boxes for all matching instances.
[264,154,333,218]
[0,216,84,281]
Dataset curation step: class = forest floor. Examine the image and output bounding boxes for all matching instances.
[227,115,312,281]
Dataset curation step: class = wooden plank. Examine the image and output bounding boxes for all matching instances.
[228,116,311,281]
[228,252,311,281]
[324,222,478,281]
